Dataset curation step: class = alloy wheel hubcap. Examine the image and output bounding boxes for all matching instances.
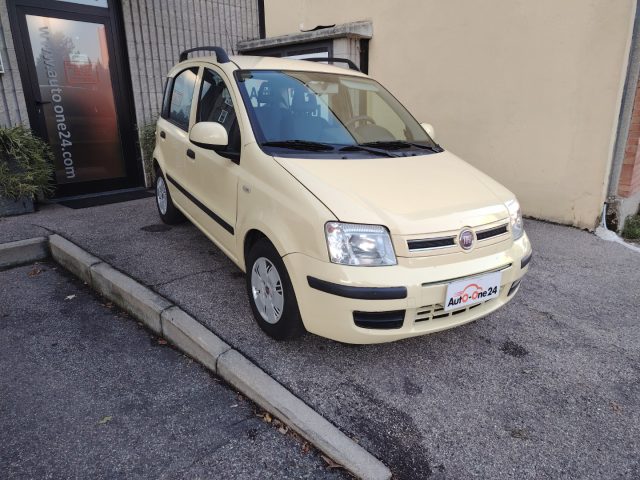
[251,257,284,324]
[157,176,168,215]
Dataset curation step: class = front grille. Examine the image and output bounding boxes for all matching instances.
[407,236,455,251]
[415,302,486,323]
[476,224,509,241]
[415,284,506,323]
[406,223,509,253]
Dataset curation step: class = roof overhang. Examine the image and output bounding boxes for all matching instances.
[237,21,373,53]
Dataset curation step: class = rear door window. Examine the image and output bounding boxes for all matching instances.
[167,67,198,130]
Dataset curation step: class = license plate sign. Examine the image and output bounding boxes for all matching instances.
[444,271,501,311]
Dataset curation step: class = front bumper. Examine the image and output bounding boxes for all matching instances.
[283,233,532,344]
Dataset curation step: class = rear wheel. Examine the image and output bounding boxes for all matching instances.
[155,169,184,224]
[246,238,305,340]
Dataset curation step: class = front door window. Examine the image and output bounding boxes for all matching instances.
[197,69,241,159]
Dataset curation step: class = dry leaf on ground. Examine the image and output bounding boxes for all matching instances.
[98,416,112,425]
[321,455,344,469]
[27,267,42,277]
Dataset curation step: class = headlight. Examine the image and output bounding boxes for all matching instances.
[325,222,397,266]
[506,199,524,240]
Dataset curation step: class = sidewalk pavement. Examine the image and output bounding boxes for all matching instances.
[0,261,344,479]
[1,199,639,479]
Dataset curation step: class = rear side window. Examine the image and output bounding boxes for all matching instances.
[167,68,198,130]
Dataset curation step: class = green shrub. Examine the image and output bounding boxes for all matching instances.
[0,126,54,200]
[138,119,157,184]
[621,214,640,240]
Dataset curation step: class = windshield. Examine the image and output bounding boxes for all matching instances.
[235,69,438,156]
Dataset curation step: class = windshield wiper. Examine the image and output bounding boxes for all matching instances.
[261,140,335,151]
[361,140,444,153]
[339,144,399,158]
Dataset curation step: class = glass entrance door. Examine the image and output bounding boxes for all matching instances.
[10,1,141,197]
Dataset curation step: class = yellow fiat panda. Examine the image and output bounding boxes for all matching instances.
[153,46,532,344]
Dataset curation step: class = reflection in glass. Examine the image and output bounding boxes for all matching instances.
[169,68,197,129]
[27,15,125,184]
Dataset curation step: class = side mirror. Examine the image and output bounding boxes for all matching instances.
[190,122,228,149]
[421,122,435,140]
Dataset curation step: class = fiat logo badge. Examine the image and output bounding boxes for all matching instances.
[459,229,474,250]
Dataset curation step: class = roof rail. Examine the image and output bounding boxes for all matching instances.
[179,46,230,63]
[298,57,360,72]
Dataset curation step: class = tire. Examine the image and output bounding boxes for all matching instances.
[155,169,184,225]
[246,238,306,340]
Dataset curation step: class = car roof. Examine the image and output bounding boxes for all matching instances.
[167,54,367,78]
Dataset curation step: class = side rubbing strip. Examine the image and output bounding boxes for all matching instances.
[521,251,532,269]
[307,276,407,300]
[166,174,234,235]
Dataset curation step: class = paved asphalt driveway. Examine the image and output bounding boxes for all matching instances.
[0,262,343,479]
[1,198,639,479]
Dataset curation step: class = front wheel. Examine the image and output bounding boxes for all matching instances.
[246,238,305,340]
[155,170,184,224]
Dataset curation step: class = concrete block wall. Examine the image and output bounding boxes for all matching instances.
[0,0,29,127]
[121,0,261,127]
[0,0,260,140]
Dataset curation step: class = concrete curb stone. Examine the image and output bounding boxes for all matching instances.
[217,349,392,480]
[0,236,48,269]
[0,235,392,479]
[90,261,171,335]
[160,306,231,372]
[49,234,101,284]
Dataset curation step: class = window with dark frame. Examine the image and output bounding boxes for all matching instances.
[196,68,241,159]
[167,67,198,130]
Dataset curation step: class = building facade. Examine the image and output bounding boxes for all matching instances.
[2,0,639,231]
[0,0,262,196]
[246,0,640,231]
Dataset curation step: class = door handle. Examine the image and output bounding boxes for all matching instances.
[159,130,166,139]
[187,149,195,159]
[34,100,51,113]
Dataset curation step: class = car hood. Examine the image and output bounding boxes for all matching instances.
[274,150,514,234]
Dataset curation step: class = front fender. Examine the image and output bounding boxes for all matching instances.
[235,144,335,271]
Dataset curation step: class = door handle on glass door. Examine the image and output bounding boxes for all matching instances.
[187,149,195,159]
[34,100,51,113]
